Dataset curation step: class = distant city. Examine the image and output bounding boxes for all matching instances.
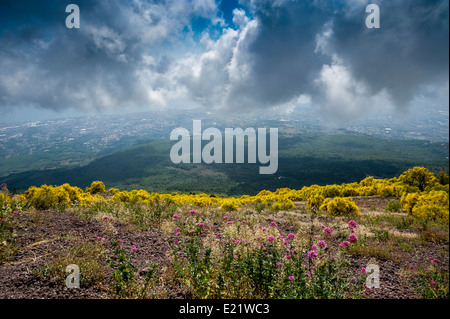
[0,105,448,178]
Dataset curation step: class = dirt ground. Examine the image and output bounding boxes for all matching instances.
[0,197,448,299]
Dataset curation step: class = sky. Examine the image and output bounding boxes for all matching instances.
[0,0,448,124]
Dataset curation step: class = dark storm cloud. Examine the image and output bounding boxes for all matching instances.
[223,0,449,117]
[233,0,332,107]
[0,0,217,111]
[329,0,449,110]
[0,0,448,120]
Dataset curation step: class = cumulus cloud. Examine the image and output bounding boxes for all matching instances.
[0,0,448,123]
[0,0,218,112]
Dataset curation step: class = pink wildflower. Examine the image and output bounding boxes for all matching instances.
[189,209,196,214]
[311,244,318,251]
[131,245,138,252]
[176,232,181,236]
[348,220,357,229]
[223,216,229,220]
[226,221,233,225]
[348,234,358,243]
[242,220,248,224]
[339,241,350,248]
[173,214,179,219]
[318,240,326,248]
[287,233,296,239]
[307,251,318,260]
[323,227,332,236]
[362,267,367,273]
[270,222,278,228]
[267,235,276,242]
[196,222,204,227]
[216,233,222,238]
[102,216,109,220]
[288,276,295,281]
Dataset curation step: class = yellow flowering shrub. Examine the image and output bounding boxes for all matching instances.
[12,167,447,222]
[0,192,6,207]
[321,185,341,198]
[409,191,449,223]
[270,199,295,212]
[400,193,419,214]
[398,167,438,192]
[85,181,106,194]
[320,197,360,217]
[220,198,240,212]
[307,193,325,212]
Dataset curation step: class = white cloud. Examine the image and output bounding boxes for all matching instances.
[314,56,393,122]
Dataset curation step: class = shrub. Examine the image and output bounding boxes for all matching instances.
[0,192,6,207]
[307,194,325,212]
[86,181,106,194]
[437,171,449,186]
[320,197,360,217]
[270,199,295,212]
[221,199,239,212]
[398,167,437,192]
[321,185,341,198]
[401,193,419,214]
[386,200,402,212]
[402,191,449,224]
[26,185,69,210]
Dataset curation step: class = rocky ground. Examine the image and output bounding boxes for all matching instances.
[0,197,448,299]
